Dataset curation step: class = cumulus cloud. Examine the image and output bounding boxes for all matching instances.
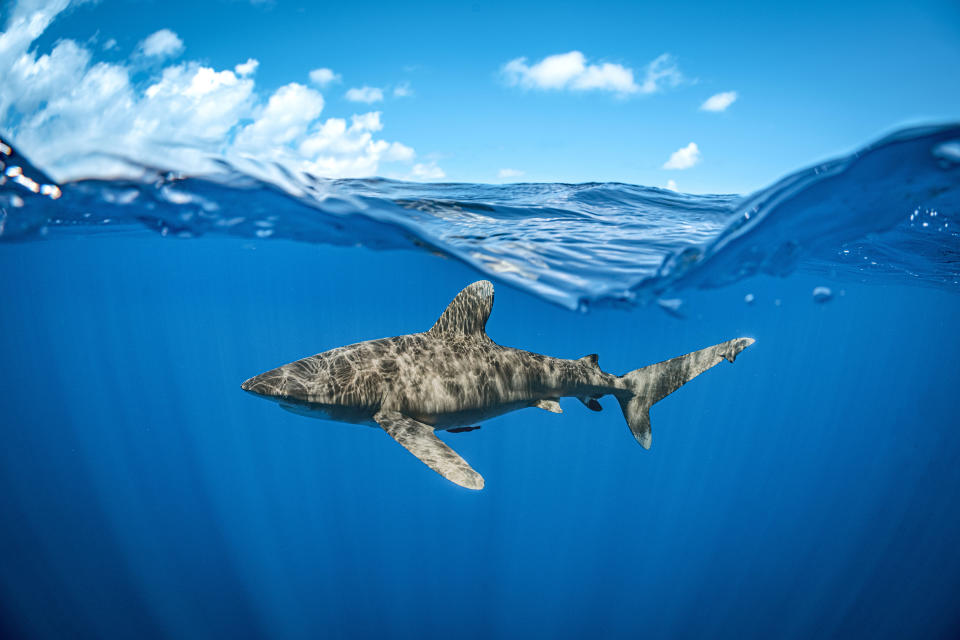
[0,0,432,181]
[700,91,737,112]
[234,58,258,77]
[384,141,414,162]
[308,67,340,87]
[393,82,412,98]
[294,112,416,177]
[2,37,92,115]
[0,0,71,61]
[410,162,445,180]
[140,63,257,143]
[138,28,183,59]
[345,86,383,103]
[498,168,524,179]
[235,82,324,149]
[502,51,683,95]
[663,142,701,170]
[349,111,383,132]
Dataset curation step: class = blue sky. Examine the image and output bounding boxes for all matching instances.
[2,0,959,192]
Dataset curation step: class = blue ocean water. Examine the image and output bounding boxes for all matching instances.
[1,125,959,639]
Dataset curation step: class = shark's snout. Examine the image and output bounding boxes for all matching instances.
[241,365,313,401]
[241,373,279,397]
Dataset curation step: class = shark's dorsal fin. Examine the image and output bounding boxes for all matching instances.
[428,280,494,339]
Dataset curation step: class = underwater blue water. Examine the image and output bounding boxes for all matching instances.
[1,126,959,638]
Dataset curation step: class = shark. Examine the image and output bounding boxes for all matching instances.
[241,280,755,490]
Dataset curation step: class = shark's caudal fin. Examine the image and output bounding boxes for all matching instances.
[617,338,755,449]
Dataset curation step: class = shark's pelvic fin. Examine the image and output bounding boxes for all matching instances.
[533,399,563,413]
[578,396,603,411]
[428,280,494,340]
[617,337,755,449]
[374,410,485,490]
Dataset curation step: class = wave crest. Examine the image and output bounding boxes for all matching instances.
[1,124,958,309]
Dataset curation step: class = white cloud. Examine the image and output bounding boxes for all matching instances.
[498,168,524,179]
[664,179,677,191]
[393,82,412,98]
[236,82,324,149]
[3,38,92,114]
[309,67,340,87]
[234,58,258,77]
[345,86,383,103]
[138,28,183,59]
[140,63,257,142]
[410,162,445,180]
[384,141,414,162]
[0,0,432,181]
[638,54,684,94]
[502,51,684,95]
[0,0,72,60]
[350,111,383,132]
[663,142,701,170]
[700,91,737,112]
[503,51,634,94]
[295,113,415,177]
[103,38,116,51]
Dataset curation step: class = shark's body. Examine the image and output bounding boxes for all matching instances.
[242,281,754,489]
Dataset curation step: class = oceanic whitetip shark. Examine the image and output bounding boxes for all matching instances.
[241,280,754,490]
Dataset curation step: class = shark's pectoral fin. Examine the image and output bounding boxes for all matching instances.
[532,399,562,413]
[374,410,484,490]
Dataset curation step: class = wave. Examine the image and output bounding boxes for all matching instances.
[1,124,958,309]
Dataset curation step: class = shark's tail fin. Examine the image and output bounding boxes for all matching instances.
[616,338,755,449]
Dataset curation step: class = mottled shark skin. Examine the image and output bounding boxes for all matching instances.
[241,280,755,490]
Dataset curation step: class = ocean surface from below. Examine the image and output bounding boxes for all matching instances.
[1,123,958,309]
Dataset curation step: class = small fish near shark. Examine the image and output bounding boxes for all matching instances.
[241,280,755,490]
